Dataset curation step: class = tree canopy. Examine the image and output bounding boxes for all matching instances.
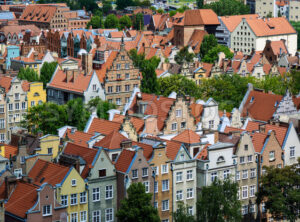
[197,0,204,9]
[202,45,234,64]
[40,62,58,87]
[200,35,218,59]
[87,97,117,120]
[133,13,144,31]
[104,14,119,29]
[197,179,242,222]
[256,159,300,222]
[203,0,250,16]
[290,21,300,50]
[116,183,160,222]
[87,14,103,29]
[18,67,39,82]
[173,202,195,222]
[175,46,195,65]
[119,15,132,30]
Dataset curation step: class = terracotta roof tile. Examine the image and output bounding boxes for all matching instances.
[28,159,70,187]
[270,40,288,55]
[63,129,93,147]
[132,141,153,160]
[219,110,232,118]
[189,103,203,123]
[224,126,244,134]
[241,90,282,121]
[87,118,121,135]
[95,51,118,83]
[0,144,18,158]
[195,144,210,160]
[115,149,135,173]
[0,76,12,93]
[251,132,268,153]
[63,142,98,178]
[5,182,38,219]
[94,130,127,149]
[172,129,201,144]
[166,140,182,160]
[188,30,207,53]
[220,14,259,32]
[19,5,57,23]
[184,9,219,26]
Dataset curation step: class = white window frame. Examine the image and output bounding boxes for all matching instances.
[187,170,193,180]
[176,109,182,117]
[242,170,248,179]
[247,155,253,162]
[92,210,100,222]
[250,168,256,178]
[154,181,158,193]
[162,199,169,211]
[105,208,114,222]
[161,164,168,174]
[176,171,183,183]
[71,212,78,222]
[162,179,169,191]
[211,172,217,182]
[80,192,87,204]
[250,185,255,197]
[70,193,78,205]
[61,195,68,206]
[142,167,148,177]
[290,146,295,158]
[176,190,183,201]
[80,211,87,222]
[143,181,150,193]
[105,185,113,200]
[92,187,100,202]
[71,179,77,186]
[187,188,194,199]
[42,205,52,216]
[171,122,177,131]
[132,169,138,179]
[236,171,240,180]
[242,186,248,199]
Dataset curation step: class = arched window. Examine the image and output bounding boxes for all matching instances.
[34,92,39,97]
[217,156,225,163]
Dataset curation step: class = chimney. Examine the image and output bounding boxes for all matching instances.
[259,124,266,133]
[214,131,219,143]
[82,53,93,75]
[5,176,17,199]
[121,139,132,149]
[143,116,159,136]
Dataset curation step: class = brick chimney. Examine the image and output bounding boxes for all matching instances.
[82,53,93,75]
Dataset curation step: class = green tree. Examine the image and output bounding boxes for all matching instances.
[17,67,39,82]
[197,0,204,8]
[289,70,300,94]
[65,98,90,131]
[256,159,300,222]
[119,15,132,30]
[157,8,164,14]
[40,61,58,87]
[139,0,151,7]
[169,10,177,17]
[200,34,218,59]
[158,74,202,99]
[266,11,273,18]
[197,179,242,222]
[87,97,117,120]
[116,183,160,222]
[133,13,144,30]
[202,45,233,64]
[173,202,196,222]
[255,75,288,95]
[290,21,300,50]
[175,46,195,65]
[116,0,133,10]
[104,14,119,29]
[203,0,250,16]
[102,1,112,15]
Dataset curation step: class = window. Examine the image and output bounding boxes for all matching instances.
[236,171,240,180]
[181,122,186,129]
[93,84,97,91]
[250,168,256,178]
[154,201,158,209]
[116,64,121,70]
[269,151,275,161]
[70,194,77,205]
[162,179,169,191]
[125,84,130,92]
[188,206,193,215]
[71,179,77,186]
[240,156,245,164]
[8,103,13,111]
[162,200,169,211]
[15,103,19,110]
[242,170,248,179]
[242,205,248,215]
[125,97,130,103]
[80,192,87,204]
[176,190,183,201]
[250,185,255,197]
[161,164,168,174]
[0,119,4,129]
[8,114,13,123]
[187,188,194,199]
[154,166,159,175]
[61,195,68,206]
[217,156,225,163]
[211,172,217,182]
[176,109,182,117]
[105,208,114,221]
[262,203,266,213]
[43,205,52,216]
[247,155,253,162]
[142,168,148,177]
[207,120,214,129]
[22,102,26,109]
[250,204,255,213]
[176,172,183,182]
[187,170,193,180]
[92,188,100,202]
[105,185,113,199]
[290,147,295,158]
[71,213,78,222]
[223,169,230,179]
[108,86,113,93]
[116,85,121,92]
[15,93,20,100]
[80,211,87,222]
[125,63,129,69]
[143,181,150,193]
[132,169,138,178]
[125,73,130,79]
[242,186,248,199]
[117,74,121,79]
[14,168,22,179]
[116,98,121,105]
[0,134,4,143]
[0,105,4,113]
[171,123,177,131]
[92,210,100,222]
[99,169,106,177]
[154,181,158,193]
[20,156,25,164]
[237,189,240,200]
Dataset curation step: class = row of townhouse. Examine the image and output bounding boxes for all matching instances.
[0,77,46,143]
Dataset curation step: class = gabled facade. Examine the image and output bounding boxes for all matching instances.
[27,82,46,109]
[35,134,60,159]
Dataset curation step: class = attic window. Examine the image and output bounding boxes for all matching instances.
[267,22,275,29]
[250,96,254,103]
[217,156,225,163]
[274,101,278,107]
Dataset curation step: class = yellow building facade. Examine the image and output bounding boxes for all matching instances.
[26,82,46,109]
[57,167,88,222]
[36,134,60,159]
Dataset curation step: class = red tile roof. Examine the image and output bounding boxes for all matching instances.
[189,103,203,123]
[188,30,208,53]
[5,181,37,219]
[270,40,288,56]
[94,130,127,149]
[172,129,201,144]
[63,142,98,178]
[220,14,259,32]
[28,159,70,187]
[63,129,93,147]
[112,114,145,134]
[19,5,57,23]
[95,51,118,83]
[251,132,268,153]
[195,144,210,160]
[166,140,182,160]
[87,117,121,135]
[0,76,12,93]
[132,141,153,160]
[224,126,244,134]
[184,9,219,26]
[115,149,135,173]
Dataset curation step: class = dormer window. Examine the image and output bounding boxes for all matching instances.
[217,156,225,163]
[250,96,254,103]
